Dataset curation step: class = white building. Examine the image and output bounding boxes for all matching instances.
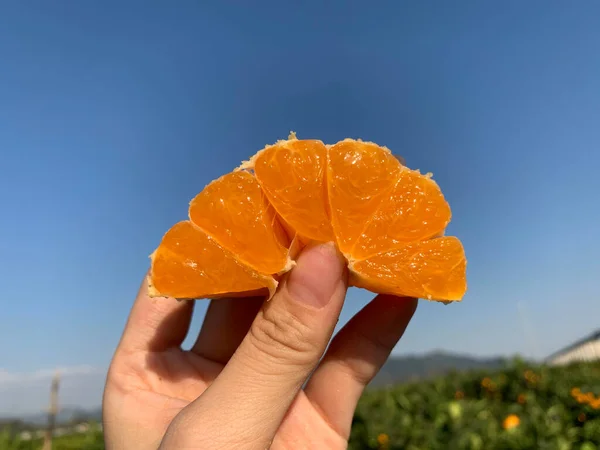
[546,329,600,366]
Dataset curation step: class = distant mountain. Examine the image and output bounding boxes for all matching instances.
[369,350,508,387]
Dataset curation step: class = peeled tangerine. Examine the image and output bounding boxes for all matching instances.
[148,134,467,303]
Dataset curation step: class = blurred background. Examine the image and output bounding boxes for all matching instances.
[1,1,599,448]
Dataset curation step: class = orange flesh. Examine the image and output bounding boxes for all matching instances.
[188,171,291,275]
[350,168,451,260]
[349,237,466,301]
[150,221,275,299]
[149,136,467,303]
[327,139,402,255]
[252,139,334,242]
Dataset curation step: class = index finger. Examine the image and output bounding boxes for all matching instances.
[116,272,195,354]
[304,294,418,439]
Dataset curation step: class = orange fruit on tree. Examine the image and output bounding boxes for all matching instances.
[148,133,467,303]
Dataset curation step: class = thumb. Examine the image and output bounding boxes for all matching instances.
[163,242,347,449]
[232,240,348,377]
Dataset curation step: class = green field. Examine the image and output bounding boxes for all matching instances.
[0,426,104,450]
[2,360,599,449]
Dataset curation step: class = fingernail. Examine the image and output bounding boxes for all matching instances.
[286,243,346,309]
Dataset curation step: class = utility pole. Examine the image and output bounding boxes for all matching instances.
[42,371,60,450]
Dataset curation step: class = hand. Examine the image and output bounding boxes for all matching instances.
[103,243,417,449]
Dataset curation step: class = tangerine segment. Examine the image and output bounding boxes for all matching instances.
[250,139,335,242]
[189,170,291,275]
[327,139,403,255]
[351,168,452,260]
[149,221,276,299]
[349,236,467,301]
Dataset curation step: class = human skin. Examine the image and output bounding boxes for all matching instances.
[102,243,418,449]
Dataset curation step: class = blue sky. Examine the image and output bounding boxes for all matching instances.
[1,1,599,413]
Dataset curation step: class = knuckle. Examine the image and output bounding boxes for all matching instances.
[354,327,394,361]
[332,329,392,386]
[247,304,318,365]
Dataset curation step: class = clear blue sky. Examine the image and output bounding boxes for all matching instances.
[1,1,599,413]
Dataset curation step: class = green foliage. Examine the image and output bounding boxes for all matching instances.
[0,424,104,450]
[1,362,599,449]
[349,360,600,449]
